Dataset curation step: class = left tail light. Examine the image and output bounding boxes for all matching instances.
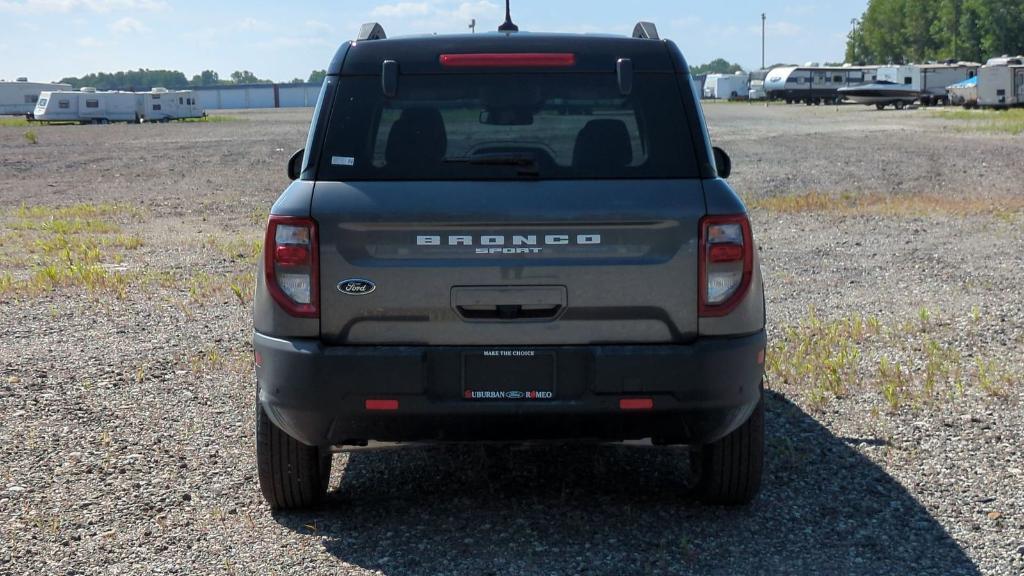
[264,215,318,318]
[699,214,753,317]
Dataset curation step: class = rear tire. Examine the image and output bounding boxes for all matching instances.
[691,386,764,505]
[256,398,331,510]
[876,103,887,110]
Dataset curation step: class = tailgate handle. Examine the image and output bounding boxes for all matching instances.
[452,286,566,322]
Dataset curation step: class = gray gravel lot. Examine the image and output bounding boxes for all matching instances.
[0,104,1021,575]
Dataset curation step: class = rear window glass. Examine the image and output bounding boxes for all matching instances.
[317,73,697,181]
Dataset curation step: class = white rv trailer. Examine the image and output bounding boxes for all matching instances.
[136,88,205,122]
[708,72,749,100]
[764,64,878,105]
[702,74,726,99]
[33,88,139,123]
[875,63,979,105]
[0,78,71,117]
[977,56,1024,109]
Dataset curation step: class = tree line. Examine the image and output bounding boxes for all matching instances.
[59,69,329,91]
[846,0,1024,64]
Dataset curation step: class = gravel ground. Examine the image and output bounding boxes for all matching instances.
[0,104,1021,575]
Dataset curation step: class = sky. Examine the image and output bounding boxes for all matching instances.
[0,0,869,83]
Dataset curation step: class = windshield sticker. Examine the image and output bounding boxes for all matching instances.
[331,156,355,166]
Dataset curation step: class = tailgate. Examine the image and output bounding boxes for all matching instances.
[312,180,705,346]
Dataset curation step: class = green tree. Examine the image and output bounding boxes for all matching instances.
[691,59,744,75]
[307,69,327,84]
[229,70,270,84]
[190,70,221,86]
[848,0,1024,63]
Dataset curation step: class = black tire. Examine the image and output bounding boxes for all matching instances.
[876,103,887,110]
[256,399,331,510]
[692,387,764,505]
[894,100,906,110]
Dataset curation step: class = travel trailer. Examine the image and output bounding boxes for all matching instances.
[875,63,979,105]
[0,78,71,117]
[764,65,878,105]
[706,72,749,100]
[33,88,139,123]
[977,56,1024,109]
[136,88,205,122]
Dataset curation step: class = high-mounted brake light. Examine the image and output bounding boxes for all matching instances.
[264,215,319,318]
[699,215,753,318]
[439,53,576,68]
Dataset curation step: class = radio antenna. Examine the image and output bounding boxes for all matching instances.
[498,0,519,32]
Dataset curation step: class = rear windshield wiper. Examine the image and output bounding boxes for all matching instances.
[443,154,540,176]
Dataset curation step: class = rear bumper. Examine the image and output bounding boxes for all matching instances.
[254,331,766,447]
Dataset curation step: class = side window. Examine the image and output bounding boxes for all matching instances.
[86,99,99,108]
[179,97,184,104]
[153,94,161,100]
[904,77,912,85]
[153,104,162,111]
[833,75,843,83]
[59,100,70,109]
[37,98,48,107]
[24,95,38,104]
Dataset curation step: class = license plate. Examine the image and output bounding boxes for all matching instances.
[462,350,556,400]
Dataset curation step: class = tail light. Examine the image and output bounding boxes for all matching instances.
[699,215,753,317]
[264,215,318,318]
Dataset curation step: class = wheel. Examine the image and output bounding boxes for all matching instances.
[894,101,906,110]
[691,385,764,505]
[876,103,887,110]
[920,96,931,107]
[256,397,331,510]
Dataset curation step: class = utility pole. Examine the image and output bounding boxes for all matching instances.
[761,13,766,70]
[469,18,476,34]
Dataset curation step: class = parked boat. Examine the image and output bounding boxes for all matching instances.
[837,81,922,109]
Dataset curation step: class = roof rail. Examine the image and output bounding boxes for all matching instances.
[357,22,387,41]
[632,21,659,40]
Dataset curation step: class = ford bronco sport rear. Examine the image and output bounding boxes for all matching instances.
[254,19,767,510]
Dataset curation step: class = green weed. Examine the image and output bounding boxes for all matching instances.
[23,130,38,144]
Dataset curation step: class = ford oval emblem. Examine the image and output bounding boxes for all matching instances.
[337,279,376,296]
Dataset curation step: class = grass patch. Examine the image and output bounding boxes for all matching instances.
[23,130,37,144]
[933,108,1024,135]
[0,203,149,299]
[768,307,1016,412]
[0,118,31,127]
[749,190,1024,218]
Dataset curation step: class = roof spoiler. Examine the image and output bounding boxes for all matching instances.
[632,21,659,40]
[357,22,387,41]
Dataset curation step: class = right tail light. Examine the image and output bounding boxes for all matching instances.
[699,215,753,317]
[264,215,319,318]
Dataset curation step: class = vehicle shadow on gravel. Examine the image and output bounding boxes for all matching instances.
[273,392,981,576]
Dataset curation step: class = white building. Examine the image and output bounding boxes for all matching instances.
[0,78,71,117]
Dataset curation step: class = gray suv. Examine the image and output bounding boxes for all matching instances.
[254,20,767,510]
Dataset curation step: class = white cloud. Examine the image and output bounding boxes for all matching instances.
[110,15,147,33]
[748,20,802,38]
[76,36,107,47]
[305,19,331,32]
[367,1,500,34]
[671,16,702,30]
[0,0,166,13]
[236,17,271,31]
[371,2,430,18]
